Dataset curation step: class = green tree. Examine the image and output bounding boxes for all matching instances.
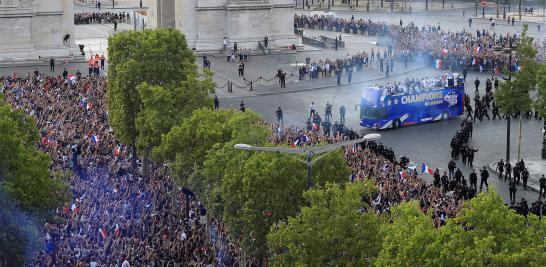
[195,123,271,218]
[135,76,214,175]
[107,28,200,161]
[154,108,254,178]
[0,98,69,212]
[221,152,307,260]
[218,148,352,261]
[495,25,538,160]
[312,149,352,186]
[376,188,546,266]
[267,180,382,266]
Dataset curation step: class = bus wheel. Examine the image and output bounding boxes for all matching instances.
[392,119,401,129]
[441,111,449,120]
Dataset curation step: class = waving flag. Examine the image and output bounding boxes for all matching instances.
[421,163,434,175]
[91,135,99,143]
[99,227,108,240]
[435,59,443,69]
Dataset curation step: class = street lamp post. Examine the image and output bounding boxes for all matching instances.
[503,47,515,162]
[519,0,522,20]
[234,134,381,188]
[542,122,546,159]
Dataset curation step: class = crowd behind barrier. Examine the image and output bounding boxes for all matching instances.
[294,14,546,72]
[74,12,131,25]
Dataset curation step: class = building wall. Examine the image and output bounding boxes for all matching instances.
[147,0,298,51]
[0,0,79,62]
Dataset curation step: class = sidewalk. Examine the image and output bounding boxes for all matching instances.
[487,159,544,193]
[472,11,546,25]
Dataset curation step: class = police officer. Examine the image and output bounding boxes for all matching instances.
[214,95,220,110]
[492,102,501,120]
[448,159,456,179]
[325,102,332,120]
[496,159,504,179]
[333,121,340,136]
[467,146,478,167]
[505,161,512,181]
[474,77,480,92]
[441,171,449,192]
[485,78,492,94]
[539,175,546,199]
[509,178,517,203]
[480,166,489,191]
[521,168,529,190]
[434,169,441,187]
[454,168,463,183]
[322,119,332,137]
[339,105,346,124]
[469,169,478,190]
[276,107,283,124]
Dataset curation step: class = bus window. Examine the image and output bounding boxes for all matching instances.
[362,106,388,119]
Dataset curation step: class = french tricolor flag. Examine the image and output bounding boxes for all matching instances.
[91,135,99,143]
[100,227,108,240]
[421,163,434,175]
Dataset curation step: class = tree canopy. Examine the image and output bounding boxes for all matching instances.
[267,180,382,266]
[107,28,208,155]
[0,97,69,212]
[376,188,546,267]
[495,25,537,116]
[0,97,69,266]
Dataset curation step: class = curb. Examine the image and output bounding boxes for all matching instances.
[0,58,87,68]
[253,63,429,96]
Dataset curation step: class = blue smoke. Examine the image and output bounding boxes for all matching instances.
[0,189,41,266]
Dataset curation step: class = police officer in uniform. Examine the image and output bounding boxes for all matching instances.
[480,166,489,191]
[509,178,517,203]
[469,169,478,190]
[322,119,332,137]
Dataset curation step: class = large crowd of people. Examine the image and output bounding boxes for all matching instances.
[1,72,237,266]
[270,121,469,227]
[294,14,546,72]
[372,72,463,96]
[74,12,130,25]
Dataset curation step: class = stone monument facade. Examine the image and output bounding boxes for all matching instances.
[148,0,298,51]
[0,0,79,63]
